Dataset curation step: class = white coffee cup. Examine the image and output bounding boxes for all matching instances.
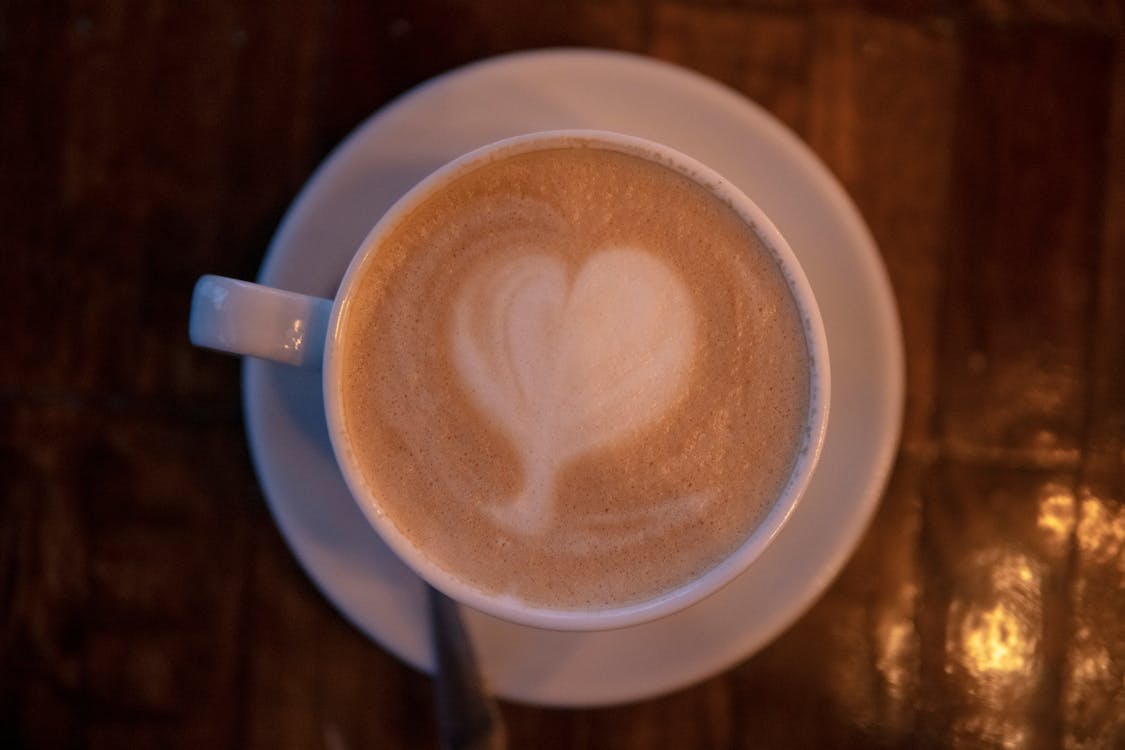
[190,130,830,631]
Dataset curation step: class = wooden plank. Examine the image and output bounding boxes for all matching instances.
[318,0,646,147]
[917,462,1076,749]
[1064,486,1125,748]
[240,521,436,750]
[56,1,244,403]
[0,1,329,409]
[82,410,256,747]
[0,4,69,399]
[967,0,1124,30]
[0,405,89,747]
[507,680,734,748]
[0,403,259,745]
[938,22,1113,464]
[1063,40,1125,749]
[651,3,810,133]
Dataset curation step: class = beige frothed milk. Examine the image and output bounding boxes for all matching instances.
[336,143,813,611]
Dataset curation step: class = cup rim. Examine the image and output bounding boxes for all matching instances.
[322,129,831,631]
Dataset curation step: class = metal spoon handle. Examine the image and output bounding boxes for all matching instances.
[427,585,507,750]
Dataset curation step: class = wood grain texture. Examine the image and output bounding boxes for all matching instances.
[1064,39,1125,750]
[3,1,1123,748]
[939,21,1112,464]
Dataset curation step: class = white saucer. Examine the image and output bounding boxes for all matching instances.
[244,49,904,707]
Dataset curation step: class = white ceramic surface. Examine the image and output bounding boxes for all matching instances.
[243,48,904,707]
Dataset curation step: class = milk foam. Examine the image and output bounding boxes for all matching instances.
[452,248,696,534]
[339,145,812,610]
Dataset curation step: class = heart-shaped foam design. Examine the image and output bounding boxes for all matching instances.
[452,248,696,535]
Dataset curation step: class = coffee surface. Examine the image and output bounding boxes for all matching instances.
[339,145,812,610]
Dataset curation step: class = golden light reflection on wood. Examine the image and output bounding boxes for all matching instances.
[1036,483,1076,551]
[947,552,1041,749]
[876,609,914,699]
[948,552,1040,678]
[962,602,1033,675]
[1077,492,1125,571]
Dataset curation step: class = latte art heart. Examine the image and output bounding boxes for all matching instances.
[452,248,696,534]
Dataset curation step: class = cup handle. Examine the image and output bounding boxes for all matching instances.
[189,275,333,368]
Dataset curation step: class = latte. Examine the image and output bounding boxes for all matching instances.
[338,143,813,610]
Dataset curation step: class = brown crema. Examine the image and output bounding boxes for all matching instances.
[338,145,811,610]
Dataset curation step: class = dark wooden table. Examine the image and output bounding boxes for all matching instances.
[4,2,1124,748]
